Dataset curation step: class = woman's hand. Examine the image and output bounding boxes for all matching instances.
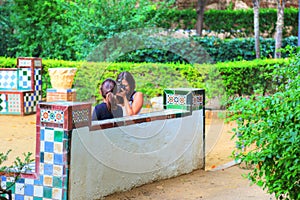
[116,88,126,98]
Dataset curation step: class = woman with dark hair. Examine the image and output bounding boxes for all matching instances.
[116,71,143,116]
[92,78,123,120]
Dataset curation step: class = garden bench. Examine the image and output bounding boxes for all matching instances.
[0,57,42,115]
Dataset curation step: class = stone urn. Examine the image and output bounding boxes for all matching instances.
[48,68,77,89]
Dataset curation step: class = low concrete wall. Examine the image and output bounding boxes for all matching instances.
[69,110,204,199]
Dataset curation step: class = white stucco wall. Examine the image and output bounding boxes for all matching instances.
[69,110,204,200]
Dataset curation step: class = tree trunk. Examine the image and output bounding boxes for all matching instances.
[196,0,207,36]
[253,0,260,58]
[275,0,285,58]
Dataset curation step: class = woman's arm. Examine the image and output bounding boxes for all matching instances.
[123,92,143,116]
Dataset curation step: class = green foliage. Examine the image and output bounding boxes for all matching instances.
[0,150,34,190]
[0,0,174,60]
[0,0,17,57]
[0,57,15,68]
[114,36,297,63]
[216,58,290,100]
[227,50,300,199]
[9,0,90,60]
[0,56,291,106]
[156,8,298,38]
[89,29,213,64]
[1,0,298,61]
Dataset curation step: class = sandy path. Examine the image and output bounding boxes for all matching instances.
[0,115,36,166]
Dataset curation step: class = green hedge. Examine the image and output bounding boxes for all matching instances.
[0,57,290,106]
[117,36,297,63]
[155,8,298,38]
[216,58,290,99]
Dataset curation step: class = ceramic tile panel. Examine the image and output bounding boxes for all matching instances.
[0,126,69,200]
[7,93,21,113]
[41,110,64,124]
[34,68,42,90]
[0,93,7,113]
[166,94,186,105]
[24,92,38,114]
[19,68,32,90]
[164,88,205,111]
[192,94,204,110]
[0,70,18,89]
[72,109,90,124]
[0,102,92,200]
[18,59,32,67]
[34,60,42,67]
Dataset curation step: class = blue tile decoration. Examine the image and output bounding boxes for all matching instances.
[18,68,32,90]
[43,164,54,175]
[24,68,42,114]
[0,126,69,200]
[0,58,42,115]
[44,141,54,152]
[54,154,63,165]
[24,184,34,196]
[0,70,18,90]
[0,102,92,200]
[47,88,74,93]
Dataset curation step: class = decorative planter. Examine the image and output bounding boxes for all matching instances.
[48,68,77,89]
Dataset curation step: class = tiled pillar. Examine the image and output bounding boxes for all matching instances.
[0,101,91,200]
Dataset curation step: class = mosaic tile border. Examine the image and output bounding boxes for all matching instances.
[38,102,91,131]
[41,109,64,124]
[163,88,205,112]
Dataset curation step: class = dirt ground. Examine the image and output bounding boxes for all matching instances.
[0,111,275,200]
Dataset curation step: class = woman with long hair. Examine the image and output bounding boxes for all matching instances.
[92,78,123,120]
[116,71,143,116]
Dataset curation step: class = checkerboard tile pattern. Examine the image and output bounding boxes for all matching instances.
[0,127,69,200]
[34,69,42,91]
[0,70,18,89]
[19,68,32,90]
[24,69,42,114]
[24,92,40,114]
[0,93,7,113]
